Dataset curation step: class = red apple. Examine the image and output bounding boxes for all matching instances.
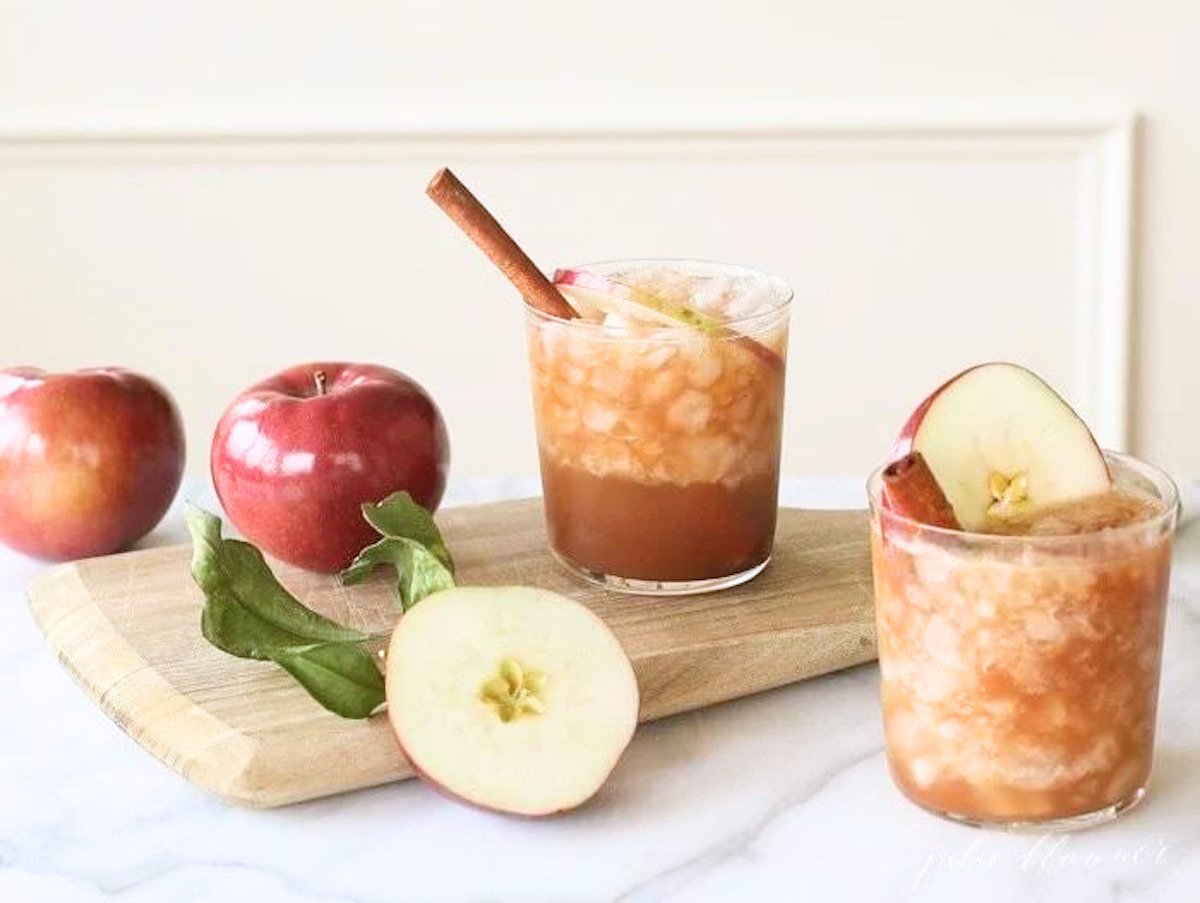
[0,367,185,561]
[892,362,1110,530]
[211,362,449,573]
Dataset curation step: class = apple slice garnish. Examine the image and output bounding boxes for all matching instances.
[386,586,639,817]
[553,268,722,331]
[892,363,1111,531]
[552,268,785,373]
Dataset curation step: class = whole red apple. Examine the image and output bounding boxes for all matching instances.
[211,362,449,573]
[0,367,186,561]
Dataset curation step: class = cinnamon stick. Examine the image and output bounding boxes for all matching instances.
[882,452,961,530]
[426,168,577,320]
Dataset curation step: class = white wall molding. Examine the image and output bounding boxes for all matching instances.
[0,108,1137,453]
[0,104,1138,140]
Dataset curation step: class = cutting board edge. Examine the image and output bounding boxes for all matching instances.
[26,562,277,806]
[217,728,412,808]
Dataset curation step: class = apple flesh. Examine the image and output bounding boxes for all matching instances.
[553,268,721,331]
[386,586,639,817]
[211,362,449,573]
[0,367,185,561]
[893,362,1111,531]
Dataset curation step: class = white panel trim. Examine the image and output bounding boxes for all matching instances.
[0,108,1136,446]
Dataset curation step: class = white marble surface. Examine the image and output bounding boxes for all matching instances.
[2,476,1200,903]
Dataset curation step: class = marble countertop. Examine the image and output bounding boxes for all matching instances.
[2,476,1199,903]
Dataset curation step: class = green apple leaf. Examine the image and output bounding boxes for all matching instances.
[360,491,455,573]
[338,491,457,611]
[339,536,455,612]
[187,507,368,650]
[273,643,386,719]
[184,504,385,719]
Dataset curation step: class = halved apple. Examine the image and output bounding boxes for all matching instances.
[553,268,722,331]
[893,363,1111,531]
[386,586,639,817]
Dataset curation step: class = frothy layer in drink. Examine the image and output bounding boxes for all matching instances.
[586,263,788,325]
[981,490,1165,536]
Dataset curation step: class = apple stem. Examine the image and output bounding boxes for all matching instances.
[313,370,327,397]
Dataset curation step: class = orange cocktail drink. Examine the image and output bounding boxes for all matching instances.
[869,451,1176,828]
[526,260,791,594]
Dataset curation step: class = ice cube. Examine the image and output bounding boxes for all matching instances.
[626,266,693,305]
[665,390,712,435]
[642,345,679,369]
[913,549,955,586]
[1023,611,1065,644]
[690,275,736,311]
[642,369,685,405]
[685,434,738,481]
[590,364,633,399]
[582,402,620,433]
[908,757,940,789]
[688,353,723,389]
[728,280,779,318]
[922,615,962,669]
[603,313,632,332]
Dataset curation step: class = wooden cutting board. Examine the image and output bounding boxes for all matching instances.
[26,498,875,808]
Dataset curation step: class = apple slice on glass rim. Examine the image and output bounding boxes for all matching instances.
[386,586,639,817]
[892,362,1111,532]
[552,268,785,372]
[553,268,723,330]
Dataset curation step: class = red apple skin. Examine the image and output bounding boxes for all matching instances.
[891,363,988,460]
[892,362,1106,465]
[0,367,185,561]
[211,362,449,573]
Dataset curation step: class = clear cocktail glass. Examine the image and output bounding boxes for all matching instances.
[867,451,1177,829]
[525,259,792,594]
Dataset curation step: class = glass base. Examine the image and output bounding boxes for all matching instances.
[551,550,770,596]
[914,786,1147,833]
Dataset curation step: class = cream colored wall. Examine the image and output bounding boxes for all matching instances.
[1,1,1194,482]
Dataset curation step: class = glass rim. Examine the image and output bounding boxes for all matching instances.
[522,257,793,335]
[866,449,1180,545]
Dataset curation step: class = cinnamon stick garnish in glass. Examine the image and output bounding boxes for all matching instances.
[882,452,961,530]
[426,168,577,320]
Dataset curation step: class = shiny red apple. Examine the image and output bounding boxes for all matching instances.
[211,362,449,573]
[0,367,186,561]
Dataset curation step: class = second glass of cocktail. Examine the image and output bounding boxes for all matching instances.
[868,363,1178,829]
[525,260,791,594]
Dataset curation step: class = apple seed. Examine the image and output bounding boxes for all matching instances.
[988,470,1030,517]
[480,657,547,722]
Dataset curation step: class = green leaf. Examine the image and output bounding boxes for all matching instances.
[360,491,454,573]
[273,643,386,719]
[184,504,384,719]
[185,507,368,652]
[339,536,455,612]
[339,491,457,612]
